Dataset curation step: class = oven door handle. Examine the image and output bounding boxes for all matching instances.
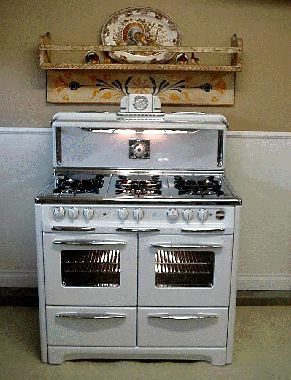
[52,226,95,232]
[55,312,126,320]
[53,240,127,246]
[148,313,218,320]
[181,227,225,233]
[116,227,160,233]
[151,244,222,249]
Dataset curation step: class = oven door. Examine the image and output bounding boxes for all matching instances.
[138,234,233,307]
[43,233,137,306]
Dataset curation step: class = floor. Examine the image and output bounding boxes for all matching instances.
[0,306,290,380]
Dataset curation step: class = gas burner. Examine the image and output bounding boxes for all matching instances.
[115,175,162,197]
[174,176,224,197]
[53,175,105,195]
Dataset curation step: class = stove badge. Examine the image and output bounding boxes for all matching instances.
[129,139,150,159]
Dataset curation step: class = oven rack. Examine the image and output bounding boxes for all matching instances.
[154,250,214,287]
[61,249,121,287]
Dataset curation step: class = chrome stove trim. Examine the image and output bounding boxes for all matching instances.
[35,196,242,205]
[151,244,222,249]
[147,313,218,320]
[52,226,95,232]
[53,168,226,176]
[55,127,62,165]
[53,240,127,246]
[56,313,126,320]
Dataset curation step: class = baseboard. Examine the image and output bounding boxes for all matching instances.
[0,271,37,288]
[237,274,291,291]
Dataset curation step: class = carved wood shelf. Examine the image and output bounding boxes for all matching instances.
[39,33,242,105]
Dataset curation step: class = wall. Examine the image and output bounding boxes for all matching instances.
[0,0,290,131]
[226,132,291,290]
[0,1,290,289]
[0,129,52,286]
[0,129,290,289]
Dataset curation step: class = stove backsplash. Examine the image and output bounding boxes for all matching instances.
[53,126,225,171]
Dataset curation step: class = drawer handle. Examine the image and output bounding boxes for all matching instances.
[148,313,218,320]
[116,227,160,233]
[151,244,222,249]
[52,226,95,232]
[56,312,126,320]
[181,228,225,233]
[53,240,126,246]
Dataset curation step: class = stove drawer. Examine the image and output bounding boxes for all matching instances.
[138,307,228,347]
[46,306,136,347]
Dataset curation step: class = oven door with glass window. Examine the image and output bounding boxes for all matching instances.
[43,233,137,306]
[138,234,233,307]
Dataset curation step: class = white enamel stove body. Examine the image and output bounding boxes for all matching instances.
[35,94,241,366]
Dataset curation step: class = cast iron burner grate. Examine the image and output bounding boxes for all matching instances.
[53,175,105,195]
[174,175,224,197]
[115,175,162,197]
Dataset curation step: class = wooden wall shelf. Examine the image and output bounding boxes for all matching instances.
[39,33,243,105]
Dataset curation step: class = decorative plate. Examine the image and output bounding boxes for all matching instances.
[101,7,181,63]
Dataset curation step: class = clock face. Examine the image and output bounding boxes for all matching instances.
[132,95,149,111]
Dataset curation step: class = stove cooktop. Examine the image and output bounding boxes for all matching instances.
[36,172,241,205]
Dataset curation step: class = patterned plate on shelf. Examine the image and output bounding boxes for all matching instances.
[101,7,181,63]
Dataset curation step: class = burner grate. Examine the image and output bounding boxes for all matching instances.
[53,175,105,195]
[115,175,162,197]
[174,175,224,197]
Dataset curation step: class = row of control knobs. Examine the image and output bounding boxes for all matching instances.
[53,207,94,220]
[53,207,217,222]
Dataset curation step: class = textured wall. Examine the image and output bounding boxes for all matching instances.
[0,0,290,131]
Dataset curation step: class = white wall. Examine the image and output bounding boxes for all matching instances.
[0,128,52,286]
[226,132,291,290]
[0,128,290,289]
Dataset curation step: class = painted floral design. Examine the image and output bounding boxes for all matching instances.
[48,71,234,105]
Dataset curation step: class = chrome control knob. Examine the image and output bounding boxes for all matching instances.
[197,209,209,222]
[118,208,129,221]
[133,208,144,222]
[182,209,194,223]
[68,207,79,219]
[53,206,65,219]
[167,208,179,221]
[83,208,94,220]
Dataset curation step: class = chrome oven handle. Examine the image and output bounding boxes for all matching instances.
[116,227,160,233]
[53,240,127,246]
[151,244,222,249]
[52,226,95,232]
[148,313,218,320]
[56,313,126,320]
[181,227,225,233]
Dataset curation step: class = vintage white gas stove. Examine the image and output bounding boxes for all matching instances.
[35,94,241,365]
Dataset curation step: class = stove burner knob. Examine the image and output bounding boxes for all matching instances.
[133,208,144,222]
[197,209,209,223]
[167,208,179,221]
[118,208,129,221]
[216,209,225,220]
[68,207,79,219]
[83,208,94,220]
[53,206,66,219]
[182,209,194,223]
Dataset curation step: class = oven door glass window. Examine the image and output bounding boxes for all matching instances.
[61,249,120,287]
[155,249,215,288]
